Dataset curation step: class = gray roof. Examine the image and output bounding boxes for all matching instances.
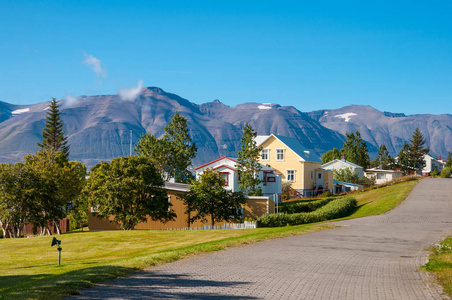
[164,182,191,192]
[321,159,363,169]
[256,134,321,163]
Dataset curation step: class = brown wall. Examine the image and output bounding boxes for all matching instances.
[88,189,274,231]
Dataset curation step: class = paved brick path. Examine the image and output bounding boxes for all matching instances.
[71,178,452,299]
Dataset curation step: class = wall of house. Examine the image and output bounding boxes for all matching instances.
[259,136,305,189]
[323,160,364,178]
[88,190,274,231]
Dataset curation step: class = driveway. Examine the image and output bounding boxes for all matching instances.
[72,178,452,299]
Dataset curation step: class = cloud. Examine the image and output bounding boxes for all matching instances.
[82,54,107,78]
[63,95,80,107]
[118,79,143,101]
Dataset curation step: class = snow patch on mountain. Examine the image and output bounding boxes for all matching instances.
[12,108,30,115]
[335,112,357,122]
[258,104,272,110]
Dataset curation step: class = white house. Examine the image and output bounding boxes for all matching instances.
[321,159,364,178]
[364,168,403,185]
[423,154,443,176]
[193,156,282,198]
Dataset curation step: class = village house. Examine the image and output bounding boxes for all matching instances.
[321,158,364,178]
[364,168,403,185]
[255,134,334,197]
[422,154,443,176]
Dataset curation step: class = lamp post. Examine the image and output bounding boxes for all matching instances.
[51,237,62,265]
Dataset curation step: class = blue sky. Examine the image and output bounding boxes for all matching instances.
[1,0,451,115]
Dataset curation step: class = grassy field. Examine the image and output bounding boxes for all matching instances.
[0,179,420,299]
[423,237,452,297]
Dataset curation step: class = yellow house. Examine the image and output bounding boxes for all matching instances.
[256,134,334,197]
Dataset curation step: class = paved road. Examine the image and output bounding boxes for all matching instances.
[72,178,452,299]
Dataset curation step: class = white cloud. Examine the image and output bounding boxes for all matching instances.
[118,79,143,101]
[63,95,80,107]
[82,54,107,78]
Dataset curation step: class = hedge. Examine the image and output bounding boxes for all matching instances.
[278,197,334,214]
[258,196,357,227]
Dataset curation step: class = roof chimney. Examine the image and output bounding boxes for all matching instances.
[304,150,310,158]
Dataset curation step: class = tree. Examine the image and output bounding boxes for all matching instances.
[397,142,411,173]
[0,163,55,238]
[446,152,452,169]
[182,169,246,226]
[372,145,394,169]
[37,98,69,162]
[84,156,175,230]
[135,111,197,183]
[321,148,342,164]
[409,128,429,171]
[342,131,370,169]
[237,122,262,196]
[24,151,86,235]
[333,167,359,184]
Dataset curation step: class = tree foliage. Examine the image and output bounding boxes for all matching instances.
[321,148,342,164]
[446,152,452,169]
[371,145,395,169]
[237,122,262,196]
[182,169,246,226]
[333,167,359,184]
[37,98,69,162]
[84,156,175,230]
[342,131,370,169]
[409,127,429,170]
[135,111,197,183]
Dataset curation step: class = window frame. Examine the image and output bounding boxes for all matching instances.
[220,172,229,186]
[261,149,269,161]
[276,149,285,161]
[287,170,295,182]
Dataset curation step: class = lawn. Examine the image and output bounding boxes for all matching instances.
[423,237,452,297]
[0,178,420,299]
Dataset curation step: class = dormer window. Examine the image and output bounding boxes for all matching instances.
[276,149,285,161]
[261,149,269,161]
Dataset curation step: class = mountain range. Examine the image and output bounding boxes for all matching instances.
[0,87,450,169]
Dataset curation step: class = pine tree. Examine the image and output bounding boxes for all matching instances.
[342,131,370,169]
[409,127,429,171]
[237,122,262,196]
[446,151,452,169]
[373,145,394,169]
[37,98,69,161]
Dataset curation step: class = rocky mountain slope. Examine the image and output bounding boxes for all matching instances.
[0,88,449,168]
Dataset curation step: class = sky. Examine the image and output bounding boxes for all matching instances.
[1,0,451,115]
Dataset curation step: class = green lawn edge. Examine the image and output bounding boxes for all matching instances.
[0,179,420,300]
[422,237,452,297]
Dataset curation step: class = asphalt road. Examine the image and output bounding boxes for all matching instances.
[71,178,452,299]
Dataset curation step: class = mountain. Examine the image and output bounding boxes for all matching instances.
[0,87,343,168]
[0,89,449,169]
[307,105,452,158]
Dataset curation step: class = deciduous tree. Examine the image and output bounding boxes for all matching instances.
[84,156,175,230]
[182,169,246,226]
[321,148,342,164]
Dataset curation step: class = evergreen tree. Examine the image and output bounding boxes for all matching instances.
[321,148,342,164]
[135,111,197,183]
[408,127,429,171]
[342,131,370,169]
[373,145,394,169]
[237,123,262,196]
[397,142,411,173]
[37,98,69,161]
[446,151,452,169]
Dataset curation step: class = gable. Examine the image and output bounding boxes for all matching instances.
[258,134,321,163]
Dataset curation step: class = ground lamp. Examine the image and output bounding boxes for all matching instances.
[51,237,62,265]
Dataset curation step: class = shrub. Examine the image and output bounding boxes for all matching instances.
[440,168,451,178]
[430,169,439,177]
[258,197,357,227]
[279,198,334,214]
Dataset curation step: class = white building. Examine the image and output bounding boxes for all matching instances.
[423,154,443,176]
[321,159,364,178]
[193,156,282,197]
[365,168,403,185]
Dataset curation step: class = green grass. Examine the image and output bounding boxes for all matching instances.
[423,237,452,296]
[0,223,332,299]
[339,179,420,219]
[0,179,421,299]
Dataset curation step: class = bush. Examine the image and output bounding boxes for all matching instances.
[440,168,451,178]
[258,197,357,227]
[430,169,439,177]
[279,198,334,214]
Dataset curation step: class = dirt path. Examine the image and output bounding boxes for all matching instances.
[71,178,452,299]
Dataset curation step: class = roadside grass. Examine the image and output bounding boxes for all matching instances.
[423,237,452,297]
[0,223,332,299]
[338,178,420,219]
[0,178,421,299]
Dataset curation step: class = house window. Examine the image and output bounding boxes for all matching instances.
[261,149,269,161]
[267,176,276,182]
[263,172,267,186]
[168,195,171,212]
[276,149,285,161]
[311,170,314,180]
[220,172,229,186]
[317,172,322,180]
[287,170,295,182]
[377,173,386,180]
